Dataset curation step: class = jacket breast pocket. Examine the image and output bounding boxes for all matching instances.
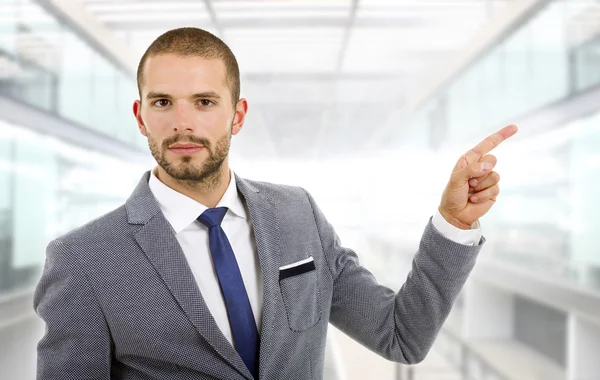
[279,256,322,332]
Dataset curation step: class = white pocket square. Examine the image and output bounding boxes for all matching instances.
[279,256,314,270]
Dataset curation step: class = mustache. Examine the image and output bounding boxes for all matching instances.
[162,134,211,149]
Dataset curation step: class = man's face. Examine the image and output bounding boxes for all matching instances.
[133,54,247,182]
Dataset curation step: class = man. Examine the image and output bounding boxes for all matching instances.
[34,27,518,380]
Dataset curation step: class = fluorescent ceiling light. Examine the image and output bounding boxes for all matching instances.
[357,9,487,19]
[348,28,480,50]
[359,0,488,7]
[217,10,351,19]
[87,2,207,13]
[225,27,344,38]
[225,35,343,44]
[215,1,352,11]
[97,12,211,22]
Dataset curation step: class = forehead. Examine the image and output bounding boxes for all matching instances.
[142,54,228,94]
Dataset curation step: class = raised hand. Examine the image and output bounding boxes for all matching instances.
[438,124,518,229]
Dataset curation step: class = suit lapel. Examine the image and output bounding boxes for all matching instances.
[126,171,253,380]
[235,175,282,380]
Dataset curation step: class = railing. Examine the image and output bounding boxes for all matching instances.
[0,287,37,331]
[395,330,510,380]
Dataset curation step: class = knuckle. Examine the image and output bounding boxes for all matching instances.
[455,155,469,171]
[470,148,481,157]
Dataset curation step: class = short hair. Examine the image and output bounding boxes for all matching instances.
[136,27,240,109]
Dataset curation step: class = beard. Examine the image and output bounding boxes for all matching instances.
[147,128,231,187]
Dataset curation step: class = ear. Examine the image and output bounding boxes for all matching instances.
[133,100,147,137]
[231,98,248,136]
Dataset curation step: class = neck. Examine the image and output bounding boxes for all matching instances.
[154,160,231,208]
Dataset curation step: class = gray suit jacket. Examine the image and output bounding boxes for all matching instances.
[34,171,483,380]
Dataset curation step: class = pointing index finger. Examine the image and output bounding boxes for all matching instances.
[466,124,518,162]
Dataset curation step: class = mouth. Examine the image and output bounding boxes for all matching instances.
[168,144,205,155]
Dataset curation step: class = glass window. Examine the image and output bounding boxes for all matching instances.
[461,61,482,133]
[568,112,600,268]
[0,0,17,55]
[0,120,146,295]
[16,61,54,111]
[0,122,12,292]
[12,133,57,271]
[503,21,532,117]
[479,50,503,129]
[529,1,570,108]
[14,0,61,111]
[443,78,462,143]
[58,32,92,127]
[1,0,149,153]
[573,38,600,92]
[91,52,117,135]
[115,73,139,145]
[412,0,595,149]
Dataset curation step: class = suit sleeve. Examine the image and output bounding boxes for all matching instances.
[303,189,483,364]
[33,238,113,379]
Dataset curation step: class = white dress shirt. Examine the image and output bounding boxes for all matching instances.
[149,168,263,345]
[148,167,481,345]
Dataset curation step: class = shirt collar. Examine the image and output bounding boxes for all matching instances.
[148,167,247,234]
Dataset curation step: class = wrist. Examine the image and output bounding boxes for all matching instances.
[438,207,472,230]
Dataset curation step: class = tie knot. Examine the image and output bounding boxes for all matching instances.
[197,207,228,228]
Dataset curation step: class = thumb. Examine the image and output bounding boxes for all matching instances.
[447,156,471,189]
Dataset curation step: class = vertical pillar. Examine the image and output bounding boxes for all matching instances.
[567,315,600,380]
[462,279,515,340]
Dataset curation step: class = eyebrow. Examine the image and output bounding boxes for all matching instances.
[146,91,222,100]
[146,92,171,100]
[190,92,221,100]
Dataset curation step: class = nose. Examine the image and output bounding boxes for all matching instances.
[173,102,195,133]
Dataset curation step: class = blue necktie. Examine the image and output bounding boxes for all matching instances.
[197,207,259,378]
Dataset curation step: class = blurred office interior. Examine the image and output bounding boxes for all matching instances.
[1,0,600,379]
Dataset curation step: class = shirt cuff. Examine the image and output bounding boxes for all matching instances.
[432,209,482,246]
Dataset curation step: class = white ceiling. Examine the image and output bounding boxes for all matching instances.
[79,0,516,160]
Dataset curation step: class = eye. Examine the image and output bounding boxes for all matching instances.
[198,99,214,107]
[153,99,171,107]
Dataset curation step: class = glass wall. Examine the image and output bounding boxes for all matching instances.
[0,0,149,296]
[572,36,600,92]
[483,111,600,288]
[0,0,144,151]
[395,0,599,147]
[387,0,600,290]
[0,119,144,296]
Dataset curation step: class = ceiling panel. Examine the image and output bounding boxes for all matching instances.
[76,0,515,160]
[225,28,344,74]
